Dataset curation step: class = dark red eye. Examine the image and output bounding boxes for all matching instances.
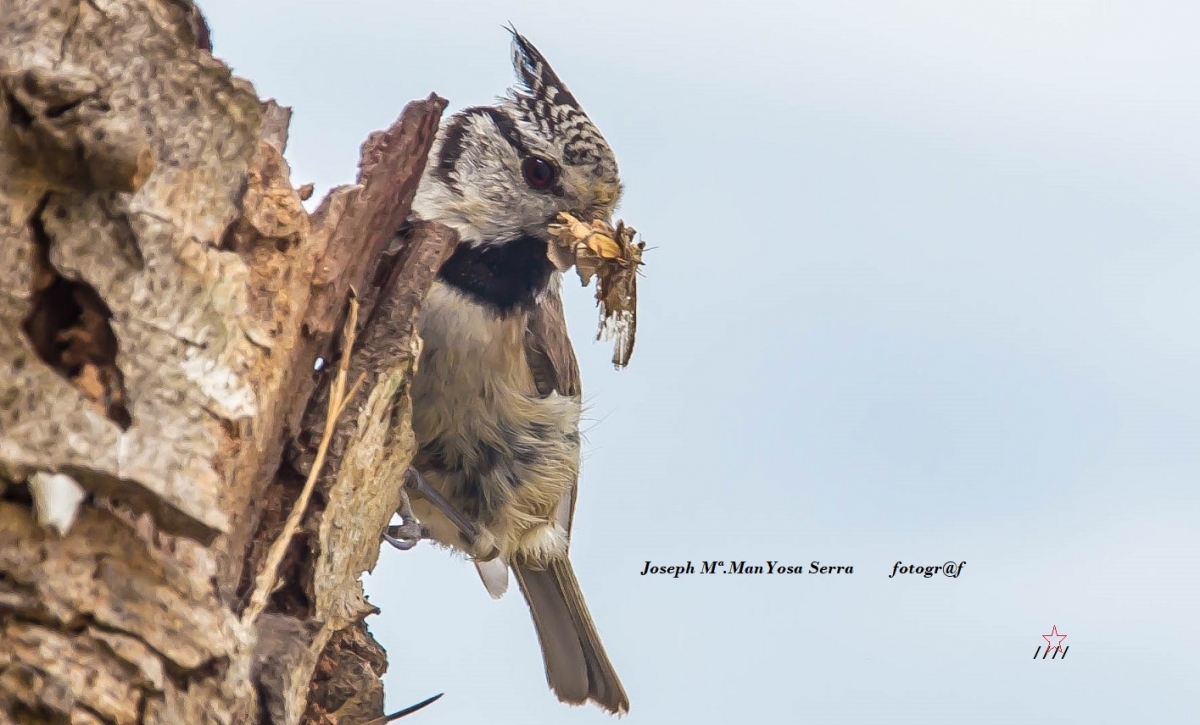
[521,156,556,189]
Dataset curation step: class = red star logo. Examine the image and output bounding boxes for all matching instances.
[1042,625,1067,651]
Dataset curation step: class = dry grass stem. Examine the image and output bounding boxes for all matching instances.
[242,293,362,627]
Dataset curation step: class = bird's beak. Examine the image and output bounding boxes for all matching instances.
[573,206,614,228]
[583,180,621,223]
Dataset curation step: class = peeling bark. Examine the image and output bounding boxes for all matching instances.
[0,1,451,723]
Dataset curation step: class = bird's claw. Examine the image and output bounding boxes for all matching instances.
[383,524,422,550]
[383,487,425,551]
[389,467,492,557]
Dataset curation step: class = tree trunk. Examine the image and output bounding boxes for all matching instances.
[0,2,452,723]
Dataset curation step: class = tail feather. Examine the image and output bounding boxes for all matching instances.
[514,559,629,714]
[474,558,509,599]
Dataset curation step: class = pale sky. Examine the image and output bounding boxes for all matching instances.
[202,2,1200,723]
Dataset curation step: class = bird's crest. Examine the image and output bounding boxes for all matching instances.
[506,27,619,182]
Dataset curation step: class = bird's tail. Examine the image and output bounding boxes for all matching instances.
[513,559,629,715]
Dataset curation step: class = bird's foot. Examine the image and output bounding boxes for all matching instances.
[397,467,503,561]
[403,466,480,539]
[382,487,425,550]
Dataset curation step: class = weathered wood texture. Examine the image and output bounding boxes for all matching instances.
[0,1,452,723]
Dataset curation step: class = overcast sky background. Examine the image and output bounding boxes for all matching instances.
[203,2,1199,722]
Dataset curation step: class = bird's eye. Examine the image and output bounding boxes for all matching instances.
[521,156,556,190]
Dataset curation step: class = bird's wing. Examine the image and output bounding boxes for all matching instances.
[525,277,581,398]
[524,276,582,540]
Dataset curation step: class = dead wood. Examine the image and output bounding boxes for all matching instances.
[0,1,453,723]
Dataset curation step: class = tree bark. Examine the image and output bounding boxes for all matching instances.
[0,2,452,723]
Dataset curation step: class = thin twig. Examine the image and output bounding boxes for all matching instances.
[242,292,362,627]
[357,693,445,725]
[337,371,368,419]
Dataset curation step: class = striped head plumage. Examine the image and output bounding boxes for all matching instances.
[506,29,621,186]
[411,28,624,247]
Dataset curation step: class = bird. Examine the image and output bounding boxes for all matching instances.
[389,29,630,715]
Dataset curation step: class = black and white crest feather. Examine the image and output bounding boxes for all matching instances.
[506,28,619,181]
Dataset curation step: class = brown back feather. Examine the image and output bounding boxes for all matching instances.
[524,282,582,537]
[525,283,580,398]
